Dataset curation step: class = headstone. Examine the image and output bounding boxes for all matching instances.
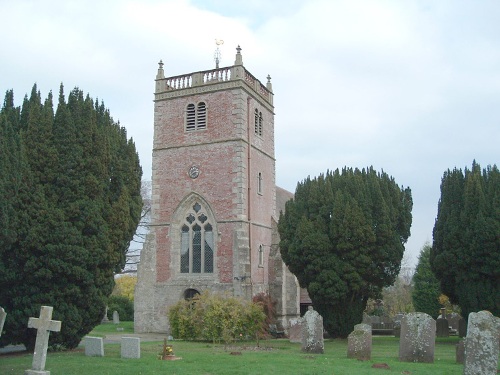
[0,306,6,337]
[113,310,120,324]
[463,310,500,375]
[436,317,449,337]
[24,306,62,375]
[85,336,104,357]
[301,306,324,354]
[393,314,404,338]
[101,306,109,323]
[288,318,302,343]
[121,337,140,359]
[447,313,462,333]
[398,312,436,363]
[458,317,467,337]
[456,339,465,364]
[347,323,372,360]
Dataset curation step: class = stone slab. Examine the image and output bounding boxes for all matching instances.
[121,337,140,359]
[85,336,104,357]
[398,312,435,363]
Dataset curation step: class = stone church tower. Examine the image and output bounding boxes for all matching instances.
[135,46,303,333]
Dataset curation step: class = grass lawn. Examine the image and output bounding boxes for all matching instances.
[1,326,496,375]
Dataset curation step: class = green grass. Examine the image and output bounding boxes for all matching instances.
[87,321,135,337]
[1,333,497,375]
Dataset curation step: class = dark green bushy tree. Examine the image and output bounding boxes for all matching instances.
[278,167,412,338]
[412,243,441,318]
[0,85,142,350]
[431,162,499,320]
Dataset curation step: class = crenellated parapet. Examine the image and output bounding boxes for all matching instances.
[155,46,273,107]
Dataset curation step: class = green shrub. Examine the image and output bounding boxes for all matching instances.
[168,291,265,344]
[107,295,134,321]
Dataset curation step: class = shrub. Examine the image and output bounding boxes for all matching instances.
[107,295,134,321]
[168,291,266,344]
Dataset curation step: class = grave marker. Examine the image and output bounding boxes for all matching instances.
[113,310,120,324]
[301,306,324,354]
[121,337,140,359]
[85,336,104,357]
[398,312,435,363]
[347,323,372,360]
[0,306,6,337]
[25,306,62,375]
[463,310,500,375]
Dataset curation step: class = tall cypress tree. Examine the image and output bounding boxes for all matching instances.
[412,243,441,317]
[278,167,412,337]
[0,85,142,350]
[431,162,500,319]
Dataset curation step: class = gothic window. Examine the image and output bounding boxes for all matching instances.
[185,102,207,131]
[257,172,263,194]
[254,109,263,136]
[180,202,214,274]
[258,112,263,136]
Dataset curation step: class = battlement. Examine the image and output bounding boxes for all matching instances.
[154,46,273,106]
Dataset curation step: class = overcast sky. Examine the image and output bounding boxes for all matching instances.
[1,0,498,268]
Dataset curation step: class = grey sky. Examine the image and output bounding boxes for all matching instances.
[1,0,498,268]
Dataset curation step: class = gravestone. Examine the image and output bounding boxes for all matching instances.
[85,336,104,357]
[398,312,435,363]
[288,318,302,343]
[436,317,449,337]
[0,306,6,337]
[447,313,462,333]
[456,339,465,364]
[25,305,62,375]
[463,310,500,375]
[113,310,120,324]
[458,317,467,337]
[347,323,372,360]
[101,306,109,323]
[301,306,324,354]
[121,337,140,359]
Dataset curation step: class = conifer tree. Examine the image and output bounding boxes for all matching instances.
[431,162,499,319]
[412,243,441,317]
[278,167,412,338]
[0,85,142,350]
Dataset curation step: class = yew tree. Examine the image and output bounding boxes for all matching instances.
[431,162,499,320]
[278,167,412,338]
[0,85,142,350]
[412,243,441,318]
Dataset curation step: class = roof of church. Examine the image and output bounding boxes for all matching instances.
[276,186,294,217]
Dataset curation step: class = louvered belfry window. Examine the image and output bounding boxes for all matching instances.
[180,202,214,273]
[185,102,207,131]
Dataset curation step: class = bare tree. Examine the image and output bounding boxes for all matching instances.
[120,180,151,274]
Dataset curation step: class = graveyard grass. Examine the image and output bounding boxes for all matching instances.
[1,325,497,375]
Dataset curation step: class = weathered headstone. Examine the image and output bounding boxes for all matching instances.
[398,312,436,363]
[456,339,465,364]
[288,318,302,343]
[113,310,120,324]
[25,305,62,375]
[347,323,372,360]
[463,310,500,375]
[458,317,467,337]
[0,306,6,337]
[436,317,449,337]
[301,306,324,354]
[447,313,462,333]
[85,336,104,357]
[121,337,140,359]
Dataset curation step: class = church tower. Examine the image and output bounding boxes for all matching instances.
[135,46,291,333]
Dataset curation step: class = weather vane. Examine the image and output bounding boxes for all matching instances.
[214,39,224,68]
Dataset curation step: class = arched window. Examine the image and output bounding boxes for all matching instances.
[254,109,263,136]
[180,202,214,273]
[185,102,207,131]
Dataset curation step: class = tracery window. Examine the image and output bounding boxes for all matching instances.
[180,202,214,273]
[186,102,207,131]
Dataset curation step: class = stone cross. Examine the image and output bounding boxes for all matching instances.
[0,306,6,337]
[25,306,62,375]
